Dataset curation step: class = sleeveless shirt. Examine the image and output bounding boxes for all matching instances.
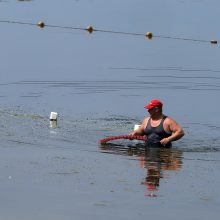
[144,115,172,148]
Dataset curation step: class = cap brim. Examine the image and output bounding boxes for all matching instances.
[144,104,152,109]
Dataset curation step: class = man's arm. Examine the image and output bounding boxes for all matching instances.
[160,118,184,146]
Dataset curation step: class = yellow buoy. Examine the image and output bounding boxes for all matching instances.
[37,21,45,28]
[86,25,93,34]
[145,32,153,40]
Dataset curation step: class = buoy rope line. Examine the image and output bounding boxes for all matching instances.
[99,134,147,145]
[0,20,218,44]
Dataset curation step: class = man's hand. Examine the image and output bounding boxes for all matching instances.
[160,137,171,146]
[128,133,135,140]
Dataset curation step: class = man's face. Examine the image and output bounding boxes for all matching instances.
[148,107,159,116]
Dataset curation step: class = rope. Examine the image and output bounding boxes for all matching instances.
[0,20,218,44]
[99,134,147,145]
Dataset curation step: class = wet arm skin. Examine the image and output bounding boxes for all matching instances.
[160,117,184,146]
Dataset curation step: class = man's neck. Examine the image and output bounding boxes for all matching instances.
[151,113,163,120]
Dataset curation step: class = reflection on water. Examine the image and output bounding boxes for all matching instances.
[1,106,219,198]
[50,120,57,129]
[100,144,183,197]
[140,148,182,197]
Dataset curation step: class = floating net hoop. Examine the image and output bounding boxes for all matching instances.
[99,135,147,145]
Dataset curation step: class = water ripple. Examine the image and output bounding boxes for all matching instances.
[1,108,220,153]
[12,79,220,93]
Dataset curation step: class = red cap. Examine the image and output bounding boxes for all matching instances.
[144,99,163,110]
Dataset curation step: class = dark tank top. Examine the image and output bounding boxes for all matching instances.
[144,115,172,148]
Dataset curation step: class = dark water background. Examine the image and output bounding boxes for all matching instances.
[0,0,220,219]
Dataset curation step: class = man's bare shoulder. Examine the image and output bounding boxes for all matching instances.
[143,116,150,122]
[143,116,150,120]
[141,116,150,127]
[164,116,182,130]
[164,116,177,123]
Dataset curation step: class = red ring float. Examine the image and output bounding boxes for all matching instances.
[99,134,147,145]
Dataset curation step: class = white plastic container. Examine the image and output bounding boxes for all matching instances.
[50,112,58,121]
[133,124,141,131]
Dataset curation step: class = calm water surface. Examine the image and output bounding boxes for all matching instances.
[0,0,220,219]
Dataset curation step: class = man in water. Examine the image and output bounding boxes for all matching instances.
[131,99,184,147]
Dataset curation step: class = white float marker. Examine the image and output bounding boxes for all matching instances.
[132,124,141,143]
[50,112,58,128]
[133,124,141,131]
[50,112,58,121]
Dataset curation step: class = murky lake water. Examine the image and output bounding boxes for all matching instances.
[0,0,220,219]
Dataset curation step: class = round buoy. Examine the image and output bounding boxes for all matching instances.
[146,32,153,40]
[37,21,45,28]
[86,25,93,34]
[210,39,218,44]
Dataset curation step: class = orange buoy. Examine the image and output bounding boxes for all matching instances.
[86,25,93,34]
[37,21,45,28]
[210,39,218,44]
[146,32,153,40]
